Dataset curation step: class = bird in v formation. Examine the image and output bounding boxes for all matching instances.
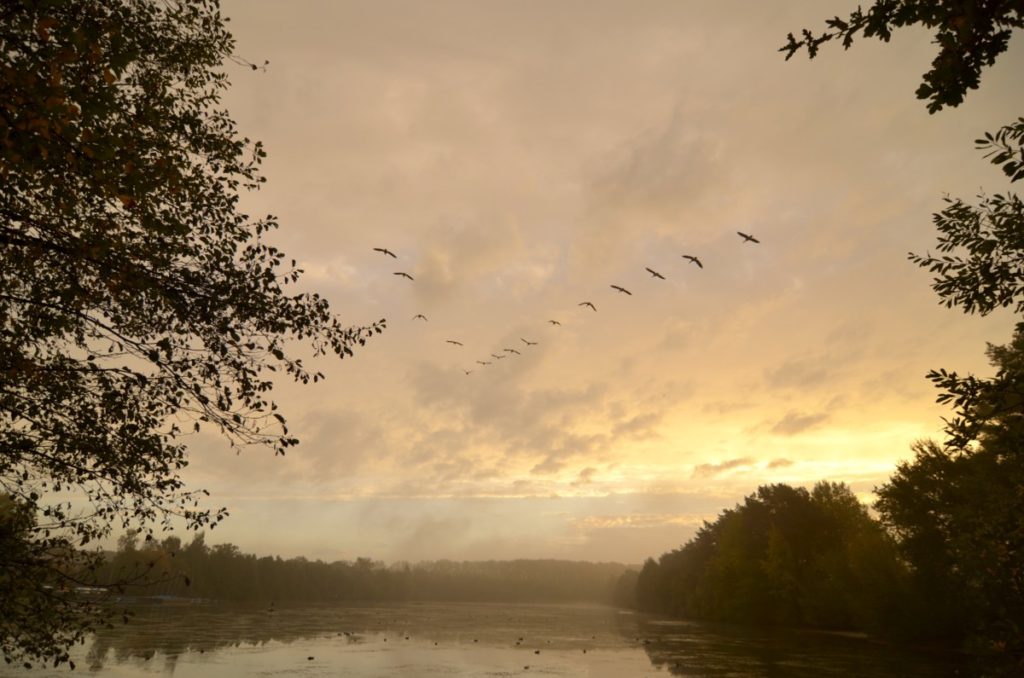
[372,234,760,374]
[645,267,665,280]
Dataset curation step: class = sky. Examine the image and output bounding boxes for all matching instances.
[177,0,1024,564]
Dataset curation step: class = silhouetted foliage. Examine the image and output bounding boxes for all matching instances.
[0,0,382,666]
[631,482,905,635]
[782,11,1023,670]
[907,114,1024,324]
[780,1,1024,113]
[786,2,1024,453]
[877,326,1024,674]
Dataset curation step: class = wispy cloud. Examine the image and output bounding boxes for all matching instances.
[692,457,755,479]
[770,410,830,436]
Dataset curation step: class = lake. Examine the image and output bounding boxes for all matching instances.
[3,602,960,677]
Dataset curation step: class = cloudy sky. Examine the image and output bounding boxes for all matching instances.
[181,0,1023,564]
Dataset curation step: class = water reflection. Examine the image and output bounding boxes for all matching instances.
[634,617,961,677]
[10,602,961,677]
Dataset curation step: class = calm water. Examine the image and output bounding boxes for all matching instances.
[4,602,960,677]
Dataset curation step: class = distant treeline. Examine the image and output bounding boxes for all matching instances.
[96,535,631,605]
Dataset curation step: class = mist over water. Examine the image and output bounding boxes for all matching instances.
[1,602,959,677]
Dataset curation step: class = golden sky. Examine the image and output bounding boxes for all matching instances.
[181,0,1023,563]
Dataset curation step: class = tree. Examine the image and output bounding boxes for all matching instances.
[780,1,1024,113]
[877,331,1024,667]
[1,0,383,666]
[633,482,904,632]
[785,3,1024,671]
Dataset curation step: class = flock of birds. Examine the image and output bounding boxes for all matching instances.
[371,231,761,375]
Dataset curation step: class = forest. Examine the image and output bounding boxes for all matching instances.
[95,534,630,606]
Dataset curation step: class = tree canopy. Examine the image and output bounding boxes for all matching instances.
[632,482,904,634]
[783,3,1024,673]
[1,0,382,666]
[780,0,1024,113]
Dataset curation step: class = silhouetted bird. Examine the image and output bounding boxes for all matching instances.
[548,319,561,326]
[645,267,665,280]
[503,348,521,355]
[393,271,414,280]
[373,247,397,258]
[476,361,491,366]
[578,302,596,311]
[682,254,703,268]
[412,314,427,321]
[521,338,538,346]
[737,231,760,243]
[610,285,632,295]
[445,340,463,346]
[463,369,473,375]
[491,353,505,360]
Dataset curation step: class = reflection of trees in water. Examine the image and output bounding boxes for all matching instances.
[85,604,355,671]
[84,602,642,670]
[81,603,958,676]
[634,617,962,678]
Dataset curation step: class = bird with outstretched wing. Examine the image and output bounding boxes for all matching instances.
[682,255,703,268]
[645,267,665,280]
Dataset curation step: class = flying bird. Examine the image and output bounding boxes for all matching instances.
[737,231,760,244]
[476,360,491,366]
[521,338,538,346]
[445,340,463,346]
[578,302,596,311]
[393,271,414,280]
[547,319,561,326]
[373,247,397,258]
[412,314,427,321]
[463,369,473,375]
[610,285,632,296]
[491,353,505,360]
[682,255,703,268]
[645,267,665,280]
[503,348,521,355]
